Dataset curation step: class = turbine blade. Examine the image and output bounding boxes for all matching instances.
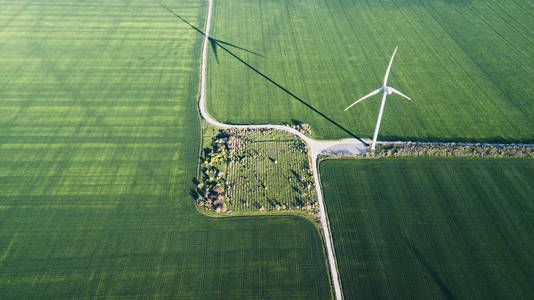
[344,88,381,111]
[383,47,398,85]
[390,87,411,100]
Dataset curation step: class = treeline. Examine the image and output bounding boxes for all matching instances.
[364,144,533,158]
[196,131,230,213]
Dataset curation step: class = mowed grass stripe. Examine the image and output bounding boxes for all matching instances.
[207,0,533,142]
[320,158,534,299]
[0,0,331,298]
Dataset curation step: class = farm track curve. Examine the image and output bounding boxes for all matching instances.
[195,0,534,299]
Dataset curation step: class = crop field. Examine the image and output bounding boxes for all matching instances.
[320,158,534,299]
[207,0,534,142]
[225,130,316,212]
[198,125,318,216]
[0,0,331,298]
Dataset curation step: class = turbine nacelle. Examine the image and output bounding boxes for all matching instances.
[382,85,393,95]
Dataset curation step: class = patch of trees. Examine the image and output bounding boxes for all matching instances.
[196,132,230,213]
[286,119,312,135]
[196,127,318,215]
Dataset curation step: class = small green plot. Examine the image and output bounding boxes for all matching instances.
[198,124,319,218]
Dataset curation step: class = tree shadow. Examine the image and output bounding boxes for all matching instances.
[162,5,368,145]
[290,169,301,181]
[290,119,303,126]
[190,177,199,200]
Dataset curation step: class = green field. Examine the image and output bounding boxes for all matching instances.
[198,125,318,216]
[207,0,534,142]
[0,1,331,298]
[320,158,534,299]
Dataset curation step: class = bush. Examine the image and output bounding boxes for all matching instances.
[362,144,532,159]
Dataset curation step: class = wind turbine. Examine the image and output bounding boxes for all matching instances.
[344,47,411,150]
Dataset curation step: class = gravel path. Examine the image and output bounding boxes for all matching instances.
[196,1,533,299]
[197,0,356,298]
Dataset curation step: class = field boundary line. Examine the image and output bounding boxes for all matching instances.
[195,0,534,299]
[197,0,348,298]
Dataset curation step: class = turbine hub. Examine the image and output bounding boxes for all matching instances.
[382,85,393,95]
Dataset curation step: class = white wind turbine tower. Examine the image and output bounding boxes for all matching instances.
[345,47,411,150]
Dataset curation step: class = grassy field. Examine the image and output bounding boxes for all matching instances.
[198,124,318,217]
[320,158,534,299]
[207,0,534,142]
[0,1,331,298]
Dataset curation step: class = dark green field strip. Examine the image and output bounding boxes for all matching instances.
[0,0,331,298]
[320,158,534,299]
[207,0,534,142]
[0,211,328,298]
